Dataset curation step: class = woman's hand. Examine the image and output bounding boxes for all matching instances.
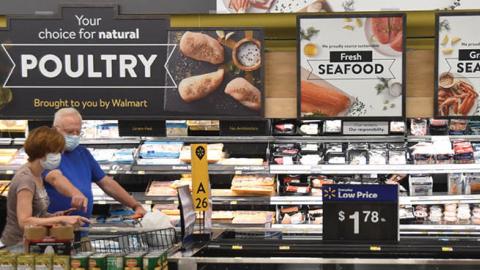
[229,0,251,13]
[60,215,90,226]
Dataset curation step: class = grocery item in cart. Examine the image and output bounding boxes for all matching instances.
[89,254,107,270]
[106,254,124,270]
[17,255,34,270]
[125,252,145,270]
[53,256,70,270]
[71,253,90,270]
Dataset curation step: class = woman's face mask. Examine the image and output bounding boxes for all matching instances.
[40,153,62,170]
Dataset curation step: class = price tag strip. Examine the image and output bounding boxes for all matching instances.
[323,184,399,243]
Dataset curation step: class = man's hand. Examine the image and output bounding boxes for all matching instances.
[71,193,88,213]
[132,204,147,219]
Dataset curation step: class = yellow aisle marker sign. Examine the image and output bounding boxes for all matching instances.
[191,144,210,211]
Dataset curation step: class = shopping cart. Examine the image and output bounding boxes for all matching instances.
[73,227,178,253]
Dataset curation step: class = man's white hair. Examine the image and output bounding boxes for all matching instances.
[53,107,83,126]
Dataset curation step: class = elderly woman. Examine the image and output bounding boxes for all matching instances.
[0,126,89,248]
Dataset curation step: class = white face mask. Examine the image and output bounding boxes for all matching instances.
[64,135,80,151]
[40,153,62,170]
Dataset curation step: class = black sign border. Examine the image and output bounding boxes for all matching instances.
[434,11,480,120]
[296,13,407,121]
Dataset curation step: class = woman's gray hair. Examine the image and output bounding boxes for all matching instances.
[53,107,83,126]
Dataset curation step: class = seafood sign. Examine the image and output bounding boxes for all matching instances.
[298,15,405,119]
[436,13,480,117]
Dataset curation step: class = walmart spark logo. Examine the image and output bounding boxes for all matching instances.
[324,186,337,199]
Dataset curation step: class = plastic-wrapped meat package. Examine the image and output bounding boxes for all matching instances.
[273,120,296,135]
[409,175,433,196]
[369,149,387,165]
[453,140,474,164]
[112,148,135,164]
[139,141,183,159]
[299,154,322,165]
[449,119,468,135]
[410,118,428,136]
[89,148,116,163]
[298,120,322,135]
[96,122,119,138]
[280,206,304,225]
[323,120,342,133]
[390,121,405,133]
[146,181,177,196]
[429,119,448,135]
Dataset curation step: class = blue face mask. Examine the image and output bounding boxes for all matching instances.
[64,135,80,151]
[40,153,61,170]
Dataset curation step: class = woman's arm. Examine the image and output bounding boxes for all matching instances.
[16,189,89,229]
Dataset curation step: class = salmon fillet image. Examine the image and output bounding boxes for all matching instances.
[301,80,351,117]
[370,16,403,52]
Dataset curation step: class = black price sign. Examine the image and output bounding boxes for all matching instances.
[323,184,399,243]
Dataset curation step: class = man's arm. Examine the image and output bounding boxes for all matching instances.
[96,176,146,217]
[44,169,88,212]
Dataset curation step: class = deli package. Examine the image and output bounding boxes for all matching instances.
[298,14,405,119]
[435,13,480,118]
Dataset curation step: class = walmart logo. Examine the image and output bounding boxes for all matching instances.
[324,186,337,199]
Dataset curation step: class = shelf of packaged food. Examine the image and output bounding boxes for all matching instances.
[80,138,141,145]
[90,192,480,206]
[401,224,480,235]
[273,135,406,143]
[131,164,270,174]
[95,192,273,205]
[270,196,323,205]
[269,164,480,174]
[145,136,275,143]
[407,135,480,142]
[0,165,22,175]
[0,138,12,145]
[12,138,25,145]
[272,224,480,235]
[400,194,480,205]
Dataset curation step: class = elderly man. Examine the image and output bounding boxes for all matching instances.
[44,108,146,222]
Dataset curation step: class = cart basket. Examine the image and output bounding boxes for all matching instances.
[73,228,177,253]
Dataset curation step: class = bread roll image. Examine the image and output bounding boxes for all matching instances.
[225,77,262,111]
[178,69,224,103]
[179,31,224,64]
[301,80,351,116]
